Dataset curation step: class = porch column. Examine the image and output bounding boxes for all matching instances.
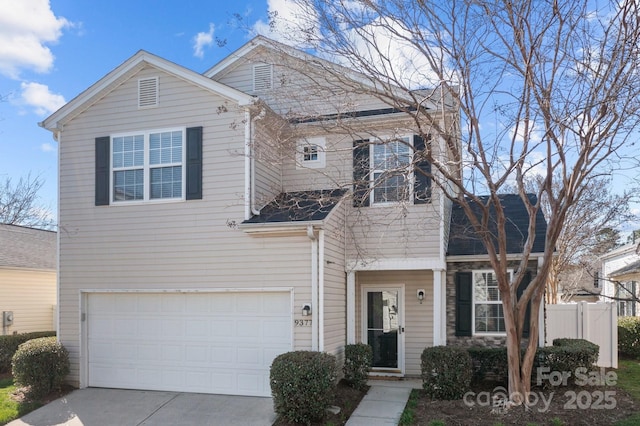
[347,271,356,344]
[433,269,446,346]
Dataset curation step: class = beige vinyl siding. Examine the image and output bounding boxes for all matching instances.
[253,117,283,206]
[321,202,347,360]
[213,47,393,117]
[57,65,314,385]
[356,270,433,377]
[0,269,56,334]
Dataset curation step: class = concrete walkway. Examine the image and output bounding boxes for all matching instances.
[346,379,421,426]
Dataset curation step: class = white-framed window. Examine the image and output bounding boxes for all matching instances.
[371,136,412,204]
[473,269,512,334]
[296,137,326,169]
[111,128,184,202]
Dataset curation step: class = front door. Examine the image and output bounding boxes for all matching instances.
[363,287,404,374]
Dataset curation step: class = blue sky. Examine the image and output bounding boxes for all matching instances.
[0,0,278,221]
[1,1,638,233]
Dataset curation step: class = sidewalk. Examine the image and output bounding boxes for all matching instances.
[345,379,421,426]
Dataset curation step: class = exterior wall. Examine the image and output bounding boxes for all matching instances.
[322,202,347,361]
[601,244,638,301]
[57,65,315,386]
[0,269,56,334]
[445,259,539,347]
[212,46,393,117]
[356,270,433,377]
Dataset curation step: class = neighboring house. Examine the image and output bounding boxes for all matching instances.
[40,36,545,397]
[0,224,56,334]
[600,243,640,316]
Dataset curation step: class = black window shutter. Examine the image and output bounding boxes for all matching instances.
[95,136,110,206]
[518,271,532,338]
[455,271,473,336]
[186,126,203,200]
[352,139,370,207]
[413,134,431,204]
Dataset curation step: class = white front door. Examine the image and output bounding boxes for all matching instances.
[362,286,404,374]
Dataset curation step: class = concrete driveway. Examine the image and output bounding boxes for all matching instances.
[7,388,276,426]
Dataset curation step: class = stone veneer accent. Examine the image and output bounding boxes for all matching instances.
[446,259,539,348]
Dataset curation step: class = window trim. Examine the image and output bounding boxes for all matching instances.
[110,127,186,204]
[369,135,414,206]
[296,137,326,169]
[472,269,513,336]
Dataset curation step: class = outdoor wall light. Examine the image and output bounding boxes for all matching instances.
[417,289,425,304]
[302,304,312,316]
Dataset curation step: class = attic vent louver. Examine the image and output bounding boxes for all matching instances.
[138,77,158,108]
[253,64,272,92]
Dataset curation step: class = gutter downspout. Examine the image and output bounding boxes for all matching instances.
[318,229,325,352]
[249,109,266,217]
[307,225,319,351]
[244,109,252,220]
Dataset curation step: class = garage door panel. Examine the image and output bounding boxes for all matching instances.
[88,292,292,396]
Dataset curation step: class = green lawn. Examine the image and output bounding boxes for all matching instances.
[0,378,41,426]
[615,358,640,426]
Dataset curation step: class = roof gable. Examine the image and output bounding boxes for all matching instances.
[0,224,56,270]
[447,194,547,256]
[41,50,255,132]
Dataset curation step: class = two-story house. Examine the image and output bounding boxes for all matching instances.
[41,36,545,397]
[600,243,640,316]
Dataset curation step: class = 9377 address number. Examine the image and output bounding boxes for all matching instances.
[294,320,312,327]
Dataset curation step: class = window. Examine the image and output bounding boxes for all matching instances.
[616,281,637,316]
[296,137,326,169]
[371,137,412,204]
[473,270,512,334]
[111,129,184,202]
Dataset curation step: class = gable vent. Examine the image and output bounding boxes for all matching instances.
[138,77,158,108]
[253,64,273,92]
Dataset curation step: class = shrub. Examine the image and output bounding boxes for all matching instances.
[0,331,56,373]
[421,346,472,400]
[534,339,599,387]
[270,351,338,424]
[618,316,640,357]
[467,347,508,383]
[343,343,372,390]
[12,337,69,399]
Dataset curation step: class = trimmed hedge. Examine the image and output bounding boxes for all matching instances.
[467,347,508,383]
[270,351,338,424]
[12,337,69,399]
[534,339,599,387]
[343,343,372,391]
[618,316,640,357]
[421,346,472,400]
[0,331,56,373]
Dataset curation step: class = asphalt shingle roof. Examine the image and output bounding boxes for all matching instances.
[447,194,547,256]
[242,189,346,224]
[0,224,56,270]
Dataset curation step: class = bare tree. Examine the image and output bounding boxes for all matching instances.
[0,174,55,229]
[263,0,640,402]
[525,176,635,303]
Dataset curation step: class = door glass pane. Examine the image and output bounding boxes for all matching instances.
[366,290,398,368]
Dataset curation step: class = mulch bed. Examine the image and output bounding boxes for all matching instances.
[409,382,640,425]
[273,380,368,426]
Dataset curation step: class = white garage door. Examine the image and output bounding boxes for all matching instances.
[87,292,292,397]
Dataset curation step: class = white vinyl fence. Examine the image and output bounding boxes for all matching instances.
[545,302,618,368]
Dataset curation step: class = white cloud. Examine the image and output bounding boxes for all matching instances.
[40,142,56,152]
[19,81,65,115]
[193,23,215,58]
[0,0,69,78]
[253,0,317,47]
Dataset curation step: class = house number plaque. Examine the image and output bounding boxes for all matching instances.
[294,319,312,327]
